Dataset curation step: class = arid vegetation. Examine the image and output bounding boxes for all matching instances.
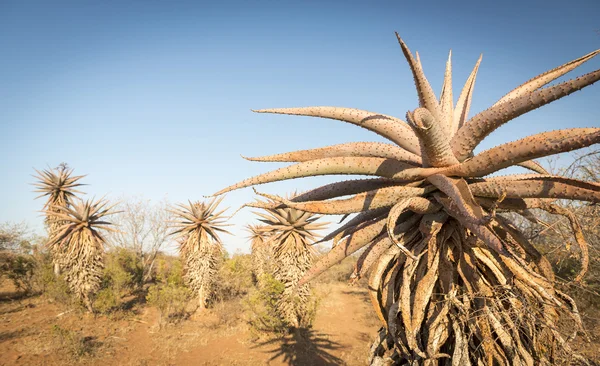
[1,34,600,366]
[251,200,327,330]
[33,164,85,277]
[169,197,231,310]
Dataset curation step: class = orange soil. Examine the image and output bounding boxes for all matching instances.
[0,281,381,366]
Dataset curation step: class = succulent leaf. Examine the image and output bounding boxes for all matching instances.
[243,141,422,165]
[254,106,421,154]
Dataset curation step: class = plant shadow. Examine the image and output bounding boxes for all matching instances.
[252,327,345,365]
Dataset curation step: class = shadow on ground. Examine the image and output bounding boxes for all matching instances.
[252,328,345,365]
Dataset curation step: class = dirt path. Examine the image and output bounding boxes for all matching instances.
[174,283,381,365]
[0,282,381,366]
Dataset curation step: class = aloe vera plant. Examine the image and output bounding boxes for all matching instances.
[45,197,118,312]
[33,164,85,276]
[169,197,231,309]
[253,199,327,329]
[216,34,600,364]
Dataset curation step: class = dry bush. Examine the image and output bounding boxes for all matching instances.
[0,222,39,294]
[50,324,102,362]
[34,253,74,306]
[533,150,600,311]
[146,256,192,327]
[93,247,145,314]
[1,252,36,293]
[105,196,173,286]
[213,252,254,302]
[244,273,287,337]
[146,283,192,327]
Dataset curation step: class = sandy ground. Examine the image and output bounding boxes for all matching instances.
[2,279,599,365]
[0,281,381,365]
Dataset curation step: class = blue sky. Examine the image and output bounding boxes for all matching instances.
[1,0,599,254]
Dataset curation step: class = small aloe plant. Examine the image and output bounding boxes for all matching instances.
[215,34,600,364]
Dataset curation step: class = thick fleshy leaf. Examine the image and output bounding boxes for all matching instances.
[452,68,600,161]
[427,175,485,223]
[449,128,600,177]
[475,174,600,189]
[440,50,454,134]
[469,178,600,202]
[493,48,600,106]
[517,160,548,174]
[298,216,387,285]
[452,54,482,134]
[317,208,390,244]
[243,142,422,165]
[213,157,416,196]
[254,185,434,215]
[291,178,406,203]
[395,33,446,137]
[253,106,421,154]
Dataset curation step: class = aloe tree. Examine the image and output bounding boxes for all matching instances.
[215,34,600,364]
[33,164,85,276]
[246,224,272,283]
[169,197,231,310]
[253,202,327,329]
[46,197,118,312]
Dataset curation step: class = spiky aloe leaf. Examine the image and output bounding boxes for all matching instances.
[452,66,600,161]
[253,106,421,154]
[452,54,482,134]
[243,141,422,165]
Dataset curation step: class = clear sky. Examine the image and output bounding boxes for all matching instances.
[1,0,599,254]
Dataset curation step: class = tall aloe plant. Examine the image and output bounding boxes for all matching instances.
[46,197,118,312]
[253,202,327,329]
[169,197,231,309]
[33,164,85,276]
[246,223,272,283]
[215,34,600,364]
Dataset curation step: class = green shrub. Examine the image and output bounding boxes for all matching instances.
[244,273,287,336]
[214,253,254,302]
[104,248,144,291]
[154,256,185,286]
[51,324,99,360]
[93,287,119,314]
[0,252,36,293]
[30,252,74,306]
[146,283,191,327]
[146,256,190,326]
[90,248,145,314]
